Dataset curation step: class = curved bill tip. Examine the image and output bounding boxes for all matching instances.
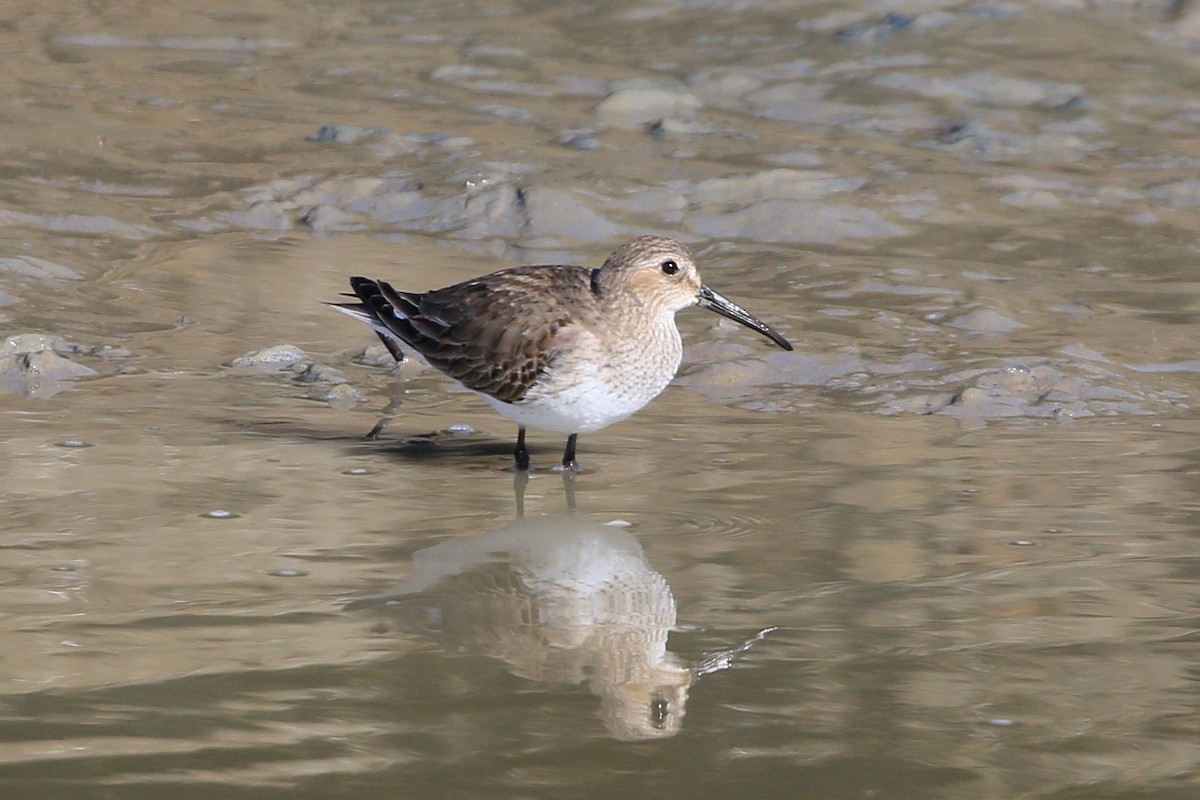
[698,285,793,351]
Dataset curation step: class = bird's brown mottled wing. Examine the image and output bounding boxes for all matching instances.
[351,266,594,403]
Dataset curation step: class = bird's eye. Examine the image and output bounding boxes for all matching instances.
[661,259,679,275]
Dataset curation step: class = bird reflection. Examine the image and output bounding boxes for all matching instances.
[349,511,690,740]
[348,471,776,740]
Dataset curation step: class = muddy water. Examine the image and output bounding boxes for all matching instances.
[3,0,1200,797]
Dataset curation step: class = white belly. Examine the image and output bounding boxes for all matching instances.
[475,329,682,434]
[474,369,665,434]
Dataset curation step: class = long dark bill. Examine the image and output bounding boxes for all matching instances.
[698,284,793,351]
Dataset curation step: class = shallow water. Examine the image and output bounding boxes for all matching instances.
[4,0,1200,797]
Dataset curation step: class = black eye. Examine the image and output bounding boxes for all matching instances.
[661,259,679,275]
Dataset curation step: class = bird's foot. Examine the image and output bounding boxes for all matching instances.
[364,417,392,441]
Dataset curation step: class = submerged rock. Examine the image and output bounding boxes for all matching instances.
[595,86,702,130]
[947,308,1024,334]
[230,344,362,407]
[0,334,98,398]
[880,361,1162,419]
[229,344,312,370]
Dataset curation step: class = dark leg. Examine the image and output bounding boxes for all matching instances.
[375,332,406,363]
[514,426,530,471]
[560,433,580,474]
[364,336,403,440]
[364,416,392,441]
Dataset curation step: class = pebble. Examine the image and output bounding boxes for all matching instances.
[556,130,602,150]
[0,350,97,398]
[314,382,361,406]
[594,86,702,129]
[359,343,405,368]
[229,345,311,370]
[647,118,715,138]
[1,333,63,356]
[946,309,1024,334]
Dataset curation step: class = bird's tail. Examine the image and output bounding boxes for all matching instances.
[327,277,408,363]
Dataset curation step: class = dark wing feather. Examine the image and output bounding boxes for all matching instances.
[349,266,593,403]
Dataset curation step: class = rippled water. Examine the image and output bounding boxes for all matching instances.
[4,0,1200,797]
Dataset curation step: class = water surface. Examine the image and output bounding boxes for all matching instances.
[3,0,1200,797]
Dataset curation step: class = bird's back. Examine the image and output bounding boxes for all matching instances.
[350,265,597,403]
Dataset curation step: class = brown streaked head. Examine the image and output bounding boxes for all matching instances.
[598,235,793,351]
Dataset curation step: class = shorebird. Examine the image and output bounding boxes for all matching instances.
[331,235,792,472]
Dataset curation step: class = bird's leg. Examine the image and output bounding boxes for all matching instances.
[514,426,531,471]
[375,332,406,363]
[364,417,392,441]
[364,335,404,440]
[560,433,581,475]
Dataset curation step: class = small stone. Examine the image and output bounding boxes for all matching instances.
[295,362,348,384]
[647,118,714,138]
[15,351,97,380]
[595,86,702,129]
[317,382,361,405]
[557,130,601,150]
[947,309,1023,333]
[229,344,311,369]
[309,124,387,144]
[359,343,404,368]
[1,334,63,356]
